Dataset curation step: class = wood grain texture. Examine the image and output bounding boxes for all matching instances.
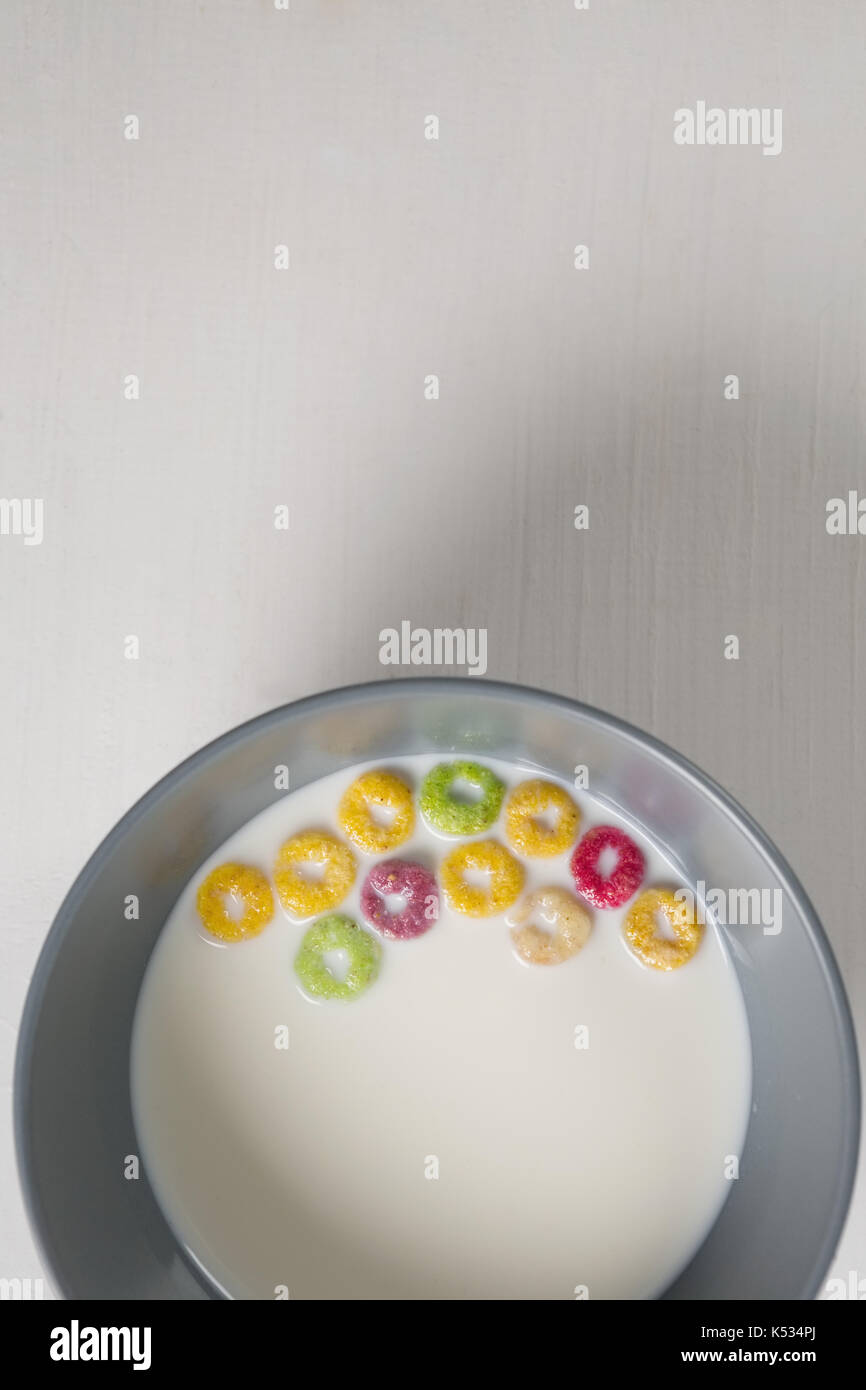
[1,0,864,1292]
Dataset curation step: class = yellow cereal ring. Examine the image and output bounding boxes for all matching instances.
[440,840,524,918]
[337,770,415,855]
[623,887,703,971]
[506,887,592,965]
[505,779,580,857]
[273,831,356,919]
[196,862,275,943]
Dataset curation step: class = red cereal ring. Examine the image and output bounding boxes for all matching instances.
[360,859,439,940]
[570,825,645,909]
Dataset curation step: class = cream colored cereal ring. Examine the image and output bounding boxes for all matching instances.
[623,887,703,971]
[505,779,580,858]
[440,840,524,917]
[196,862,275,943]
[337,770,415,855]
[273,831,356,919]
[506,887,592,965]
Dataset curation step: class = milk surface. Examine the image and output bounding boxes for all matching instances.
[130,755,752,1300]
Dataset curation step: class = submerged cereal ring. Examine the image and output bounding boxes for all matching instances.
[360,859,439,940]
[419,761,505,836]
[294,913,381,1000]
[196,862,274,943]
[570,825,645,908]
[506,887,592,965]
[273,831,356,918]
[441,840,524,917]
[505,779,580,857]
[623,887,703,971]
[338,770,414,854]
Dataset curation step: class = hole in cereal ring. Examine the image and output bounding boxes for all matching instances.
[295,861,327,883]
[449,777,485,805]
[322,948,351,983]
[597,844,619,877]
[464,867,493,892]
[653,907,678,941]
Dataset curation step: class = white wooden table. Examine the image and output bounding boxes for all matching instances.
[1,0,863,1297]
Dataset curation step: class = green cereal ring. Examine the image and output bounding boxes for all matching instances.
[419,761,505,836]
[294,914,381,1001]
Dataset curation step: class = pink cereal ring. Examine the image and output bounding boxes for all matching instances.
[570,825,645,909]
[360,859,439,940]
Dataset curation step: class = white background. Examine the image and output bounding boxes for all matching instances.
[1,0,864,1297]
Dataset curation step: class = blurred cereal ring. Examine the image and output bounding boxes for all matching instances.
[294,913,381,1001]
[196,862,274,943]
[506,887,592,965]
[505,779,580,857]
[360,859,439,940]
[440,840,524,917]
[419,760,505,836]
[623,887,703,971]
[274,831,356,918]
[570,824,645,909]
[338,770,414,854]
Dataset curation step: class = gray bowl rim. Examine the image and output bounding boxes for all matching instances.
[14,676,861,1300]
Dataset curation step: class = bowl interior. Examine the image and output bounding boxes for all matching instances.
[15,680,860,1299]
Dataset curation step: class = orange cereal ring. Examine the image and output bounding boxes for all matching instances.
[440,840,524,918]
[337,770,414,855]
[623,887,703,971]
[505,779,580,857]
[273,831,356,919]
[506,887,592,965]
[196,862,275,943]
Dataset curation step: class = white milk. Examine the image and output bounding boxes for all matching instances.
[130,755,752,1300]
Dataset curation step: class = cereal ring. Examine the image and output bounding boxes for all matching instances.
[338,770,414,855]
[623,888,703,971]
[440,840,524,917]
[360,859,439,940]
[570,825,645,909]
[273,831,356,918]
[505,779,580,857]
[196,862,274,943]
[506,887,592,965]
[294,914,381,1001]
[419,761,505,836]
